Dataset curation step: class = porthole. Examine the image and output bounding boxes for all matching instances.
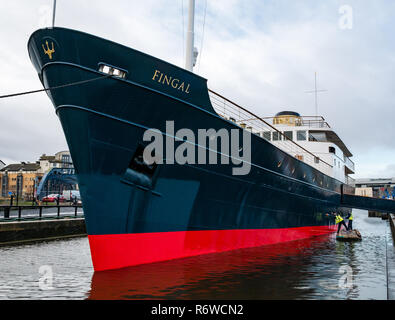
[277,161,282,168]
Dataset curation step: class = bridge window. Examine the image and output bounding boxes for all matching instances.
[329,146,336,154]
[309,132,327,142]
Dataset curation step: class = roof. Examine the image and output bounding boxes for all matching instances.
[355,178,395,186]
[309,129,353,157]
[275,111,301,117]
[39,155,55,161]
[0,162,41,172]
[39,154,64,163]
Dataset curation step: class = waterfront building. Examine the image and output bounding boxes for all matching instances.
[0,160,5,170]
[38,151,73,174]
[0,151,74,200]
[355,178,395,199]
[0,162,43,200]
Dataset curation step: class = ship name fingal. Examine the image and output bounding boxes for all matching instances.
[152,69,191,94]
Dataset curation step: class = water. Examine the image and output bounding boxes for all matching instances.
[0,209,391,300]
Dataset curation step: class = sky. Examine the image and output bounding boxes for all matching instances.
[0,0,394,179]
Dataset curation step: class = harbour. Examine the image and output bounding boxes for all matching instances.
[1,0,395,308]
[0,209,393,300]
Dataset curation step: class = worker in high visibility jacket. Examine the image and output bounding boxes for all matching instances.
[346,212,353,231]
[335,213,348,234]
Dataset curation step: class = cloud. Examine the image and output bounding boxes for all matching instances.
[0,0,394,178]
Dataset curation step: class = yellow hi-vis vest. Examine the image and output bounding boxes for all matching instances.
[335,215,343,224]
[349,213,353,221]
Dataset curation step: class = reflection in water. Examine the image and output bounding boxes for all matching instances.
[88,212,388,300]
[89,235,331,299]
[0,210,389,299]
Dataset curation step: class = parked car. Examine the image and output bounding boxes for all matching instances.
[42,194,65,203]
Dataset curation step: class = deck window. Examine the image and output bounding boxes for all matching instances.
[283,131,293,141]
[297,130,307,141]
[262,131,271,141]
[329,146,336,154]
[272,132,281,141]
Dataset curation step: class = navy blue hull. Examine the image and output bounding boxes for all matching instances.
[27,27,350,269]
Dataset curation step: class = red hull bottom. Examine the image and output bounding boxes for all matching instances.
[88,225,336,271]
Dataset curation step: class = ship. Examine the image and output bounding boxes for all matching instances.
[27,5,359,271]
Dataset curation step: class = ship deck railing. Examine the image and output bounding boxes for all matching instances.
[208,89,333,177]
[260,116,331,129]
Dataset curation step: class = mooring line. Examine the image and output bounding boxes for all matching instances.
[0,74,112,99]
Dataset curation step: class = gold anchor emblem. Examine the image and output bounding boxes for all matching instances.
[42,41,55,59]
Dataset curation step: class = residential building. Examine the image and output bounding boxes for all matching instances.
[0,151,74,200]
[0,162,43,199]
[39,151,73,174]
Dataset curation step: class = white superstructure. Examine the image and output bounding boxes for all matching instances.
[259,111,354,184]
[209,92,355,185]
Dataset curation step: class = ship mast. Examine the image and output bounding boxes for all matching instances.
[185,0,196,72]
[52,0,57,28]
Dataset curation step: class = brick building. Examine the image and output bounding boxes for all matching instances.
[0,151,73,200]
[0,162,43,200]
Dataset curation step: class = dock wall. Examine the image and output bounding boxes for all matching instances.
[0,218,86,245]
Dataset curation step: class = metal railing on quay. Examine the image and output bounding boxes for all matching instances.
[0,204,84,222]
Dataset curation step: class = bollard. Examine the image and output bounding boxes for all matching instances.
[57,205,60,218]
[39,206,42,219]
[18,206,22,220]
[74,205,78,217]
[4,207,10,219]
